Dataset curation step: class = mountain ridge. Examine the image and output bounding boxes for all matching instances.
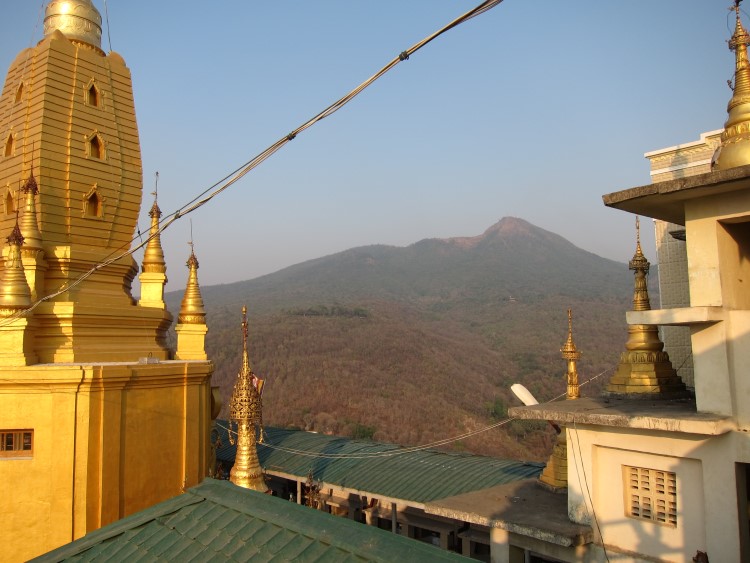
[166,217,638,460]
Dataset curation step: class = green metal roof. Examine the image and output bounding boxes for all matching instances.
[33,479,468,562]
[215,423,543,504]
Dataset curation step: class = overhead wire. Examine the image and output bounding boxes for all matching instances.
[0,0,506,327]
[216,366,614,460]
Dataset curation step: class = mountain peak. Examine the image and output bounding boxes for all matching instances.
[444,217,537,249]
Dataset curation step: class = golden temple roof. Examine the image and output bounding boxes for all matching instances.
[43,0,102,50]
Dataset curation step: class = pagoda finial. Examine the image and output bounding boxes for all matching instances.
[538,309,579,492]
[19,162,43,252]
[177,240,205,325]
[141,172,166,275]
[561,309,581,399]
[241,305,251,376]
[714,1,750,169]
[228,305,268,492]
[0,218,32,316]
[630,217,651,312]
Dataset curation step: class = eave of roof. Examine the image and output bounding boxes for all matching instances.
[602,163,750,224]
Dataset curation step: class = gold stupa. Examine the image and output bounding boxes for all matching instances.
[714,2,750,169]
[605,219,688,397]
[228,306,268,492]
[538,309,580,492]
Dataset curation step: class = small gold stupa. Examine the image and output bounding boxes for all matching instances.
[605,219,688,397]
[714,1,750,170]
[228,306,268,492]
[538,309,580,492]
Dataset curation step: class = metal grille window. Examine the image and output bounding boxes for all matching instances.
[625,465,676,526]
[0,430,33,458]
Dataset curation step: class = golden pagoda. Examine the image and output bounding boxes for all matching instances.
[714,1,750,170]
[175,243,209,360]
[538,309,579,492]
[18,168,46,301]
[138,181,168,309]
[0,3,214,561]
[605,219,688,397]
[228,306,268,492]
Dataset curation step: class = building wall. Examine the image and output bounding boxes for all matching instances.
[0,362,212,563]
[567,425,746,562]
[644,130,722,389]
[0,17,214,563]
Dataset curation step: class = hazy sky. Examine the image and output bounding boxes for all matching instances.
[0,1,735,291]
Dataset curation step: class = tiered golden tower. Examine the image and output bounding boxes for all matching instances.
[0,3,214,561]
[228,306,268,492]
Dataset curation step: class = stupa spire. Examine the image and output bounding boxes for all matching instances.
[561,309,581,400]
[605,219,688,397]
[0,220,32,315]
[539,309,582,492]
[228,306,268,492]
[174,239,208,360]
[19,168,42,252]
[177,243,206,325]
[141,176,167,275]
[630,217,651,312]
[714,1,750,169]
[138,174,169,310]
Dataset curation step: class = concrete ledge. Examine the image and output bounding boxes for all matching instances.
[602,163,750,224]
[509,397,735,435]
[425,479,593,548]
[626,306,724,326]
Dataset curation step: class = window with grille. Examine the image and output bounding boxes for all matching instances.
[0,430,33,458]
[624,465,676,526]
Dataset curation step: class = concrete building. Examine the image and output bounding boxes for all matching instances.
[0,2,214,561]
[506,8,750,562]
[644,130,723,389]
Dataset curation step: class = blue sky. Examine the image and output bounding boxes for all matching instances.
[0,1,735,290]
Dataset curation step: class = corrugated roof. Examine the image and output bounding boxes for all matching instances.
[33,479,468,562]
[215,423,543,504]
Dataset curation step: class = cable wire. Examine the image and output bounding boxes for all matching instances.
[0,0,507,327]
[217,366,613,460]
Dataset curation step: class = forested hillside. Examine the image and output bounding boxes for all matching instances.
[167,217,640,461]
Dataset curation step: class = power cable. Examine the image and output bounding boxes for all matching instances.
[217,366,613,460]
[0,0,507,326]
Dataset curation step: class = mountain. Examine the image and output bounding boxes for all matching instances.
[166,217,638,460]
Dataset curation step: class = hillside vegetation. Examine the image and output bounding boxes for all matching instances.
[167,217,640,461]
